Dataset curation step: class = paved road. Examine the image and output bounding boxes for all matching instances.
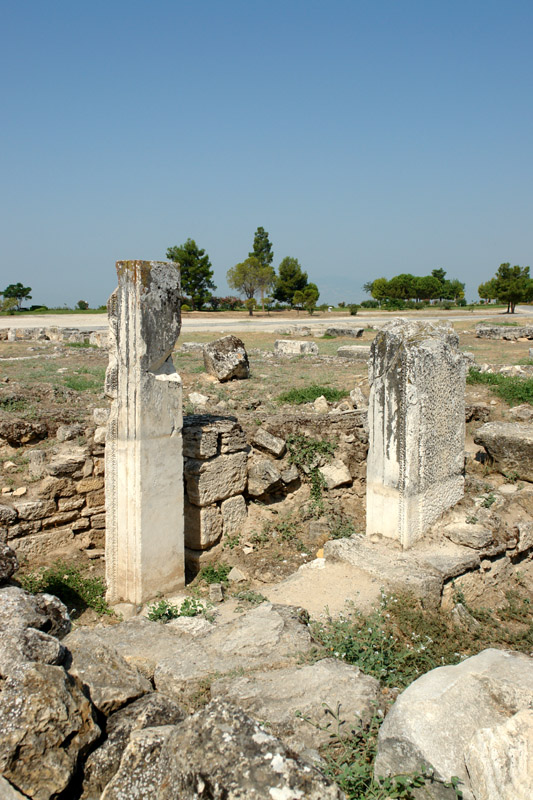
[1,307,532,333]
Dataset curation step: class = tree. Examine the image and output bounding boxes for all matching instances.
[293,290,304,314]
[76,300,89,310]
[274,257,308,304]
[443,279,465,302]
[490,263,533,313]
[387,273,417,300]
[227,257,274,315]
[415,275,441,302]
[248,227,276,310]
[303,283,319,315]
[478,278,498,303]
[2,283,32,310]
[166,239,216,310]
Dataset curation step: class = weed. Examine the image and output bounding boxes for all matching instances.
[198,563,232,584]
[147,596,210,622]
[0,397,27,412]
[321,333,336,339]
[502,470,520,483]
[19,561,113,617]
[465,515,478,524]
[191,364,205,373]
[287,434,335,513]
[224,533,241,549]
[65,341,96,349]
[277,384,349,405]
[233,590,267,610]
[467,367,533,405]
[329,514,359,539]
[300,706,463,799]
[481,493,496,508]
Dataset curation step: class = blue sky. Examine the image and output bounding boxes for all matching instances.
[1,0,532,307]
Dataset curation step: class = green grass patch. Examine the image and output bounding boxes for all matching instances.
[287,434,336,513]
[466,367,533,405]
[277,384,348,405]
[64,341,97,349]
[19,561,112,617]
[0,397,27,413]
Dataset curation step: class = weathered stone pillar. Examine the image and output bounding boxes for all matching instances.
[366,319,465,548]
[105,261,184,606]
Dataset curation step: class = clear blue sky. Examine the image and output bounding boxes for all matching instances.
[1,0,532,307]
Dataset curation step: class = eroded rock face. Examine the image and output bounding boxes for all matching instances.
[101,699,345,800]
[0,586,70,676]
[474,422,533,482]
[64,628,152,715]
[81,693,185,800]
[0,543,18,584]
[464,709,533,800]
[203,335,250,381]
[0,663,100,800]
[374,649,533,800]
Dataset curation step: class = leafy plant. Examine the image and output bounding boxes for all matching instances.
[329,515,359,539]
[233,590,267,611]
[198,563,232,584]
[287,434,336,513]
[19,561,112,617]
[481,493,496,508]
[277,384,349,405]
[147,596,210,622]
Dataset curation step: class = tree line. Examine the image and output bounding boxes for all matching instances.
[166,228,319,314]
[363,269,465,308]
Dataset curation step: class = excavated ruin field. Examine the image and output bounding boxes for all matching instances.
[1,317,533,621]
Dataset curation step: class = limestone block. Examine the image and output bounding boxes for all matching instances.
[319,460,352,489]
[442,522,493,549]
[184,500,223,550]
[183,414,247,458]
[219,426,247,453]
[105,261,184,606]
[76,476,104,494]
[247,456,282,496]
[326,326,364,337]
[274,339,319,355]
[28,449,46,478]
[203,335,250,381]
[221,495,247,536]
[46,449,89,477]
[509,403,533,422]
[42,510,79,528]
[13,500,56,521]
[185,451,247,506]
[94,426,107,444]
[0,505,17,525]
[366,320,465,548]
[464,709,533,800]
[374,649,533,799]
[337,345,371,360]
[93,407,110,426]
[58,495,85,512]
[56,423,85,442]
[11,528,76,559]
[474,422,533,481]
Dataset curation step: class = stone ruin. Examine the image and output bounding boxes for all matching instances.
[105,261,184,608]
[366,319,466,548]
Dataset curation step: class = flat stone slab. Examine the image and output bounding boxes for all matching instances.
[211,658,381,753]
[337,345,371,359]
[326,326,364,338]
[474,422,533,481]
[274,340,318,355]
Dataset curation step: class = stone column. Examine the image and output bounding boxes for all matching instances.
[105,260,184,607]
[366,319,465,548]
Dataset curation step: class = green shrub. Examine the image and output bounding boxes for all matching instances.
[277,384,348,405]
[19,561,112,617]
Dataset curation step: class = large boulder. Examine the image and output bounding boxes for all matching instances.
[374,649,533,800]
[0,662,100,800]
[203,335,250,381]
[154,603,313,705]
[0,586,70,675]
[81,693,185,800]
[63,628,152,715]
[211,658,381,754]
[474,422,533,481]
[101,698,345,800]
